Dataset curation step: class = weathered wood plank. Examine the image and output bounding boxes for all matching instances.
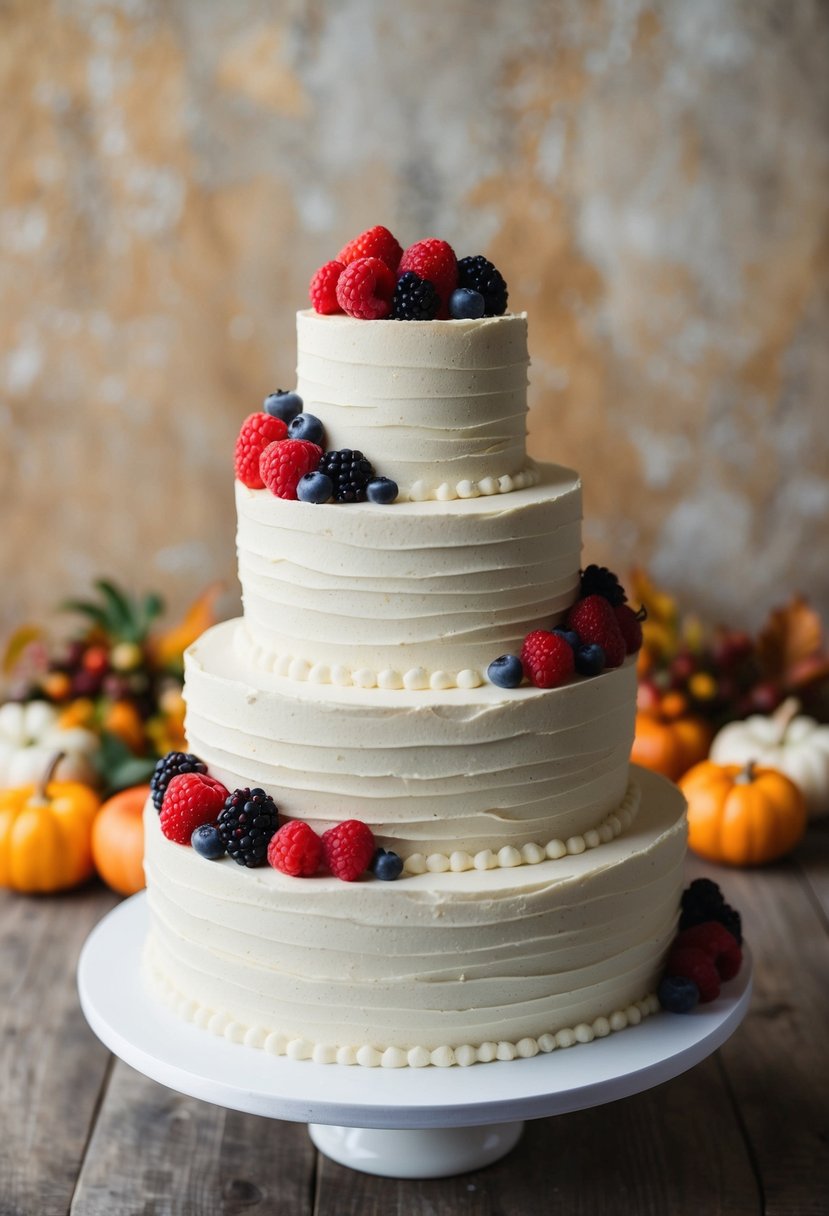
[0,884,119,1216]
[315,1053,759,1215]
[690,854,829,1216]
[795,821,829,924]
[70,1061,315,1216]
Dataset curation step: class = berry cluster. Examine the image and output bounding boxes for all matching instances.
[658,880,744,1013]
[153,752,403,883]
[234,391,398,505]
[487,565,646,691]
[309,226,509,322]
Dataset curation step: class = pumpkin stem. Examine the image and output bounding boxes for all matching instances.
[32,751,65,806]
[772,697,801,741]
[735,759,757,786]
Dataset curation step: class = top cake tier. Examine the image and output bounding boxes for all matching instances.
[295,309,532,501]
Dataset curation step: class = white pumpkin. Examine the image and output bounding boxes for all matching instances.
[0,701,100,788]
[710,697,829,819]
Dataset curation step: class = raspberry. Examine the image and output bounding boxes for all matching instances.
[235,413,289,488]
[456,255,508,316]
[614,603,647,654]
[160,772,229,845]
[398,239,458,314]
[309,260,344,315]
[336,257,396,320]
[665,945,721,1003]
[218,787,280,867]
[391,271,440,321]
[336,225,403,274]
[259,438,322,499]
[520,630,576,689]
[675,920,742,981]
[268,820,323,877]
[579,564,627,606]
[321,819,375,882]
[566,595,627,668]
[150,751,207,812]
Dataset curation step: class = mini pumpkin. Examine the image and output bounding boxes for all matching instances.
[0,752,101,893]
[679,758,807,866]
[632,696,712,783]
[710,698,829,819]
[91,784,149,897]
[0,700,99,787]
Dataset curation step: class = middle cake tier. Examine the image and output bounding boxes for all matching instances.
[184,619,637,857]
[236,461,582,690]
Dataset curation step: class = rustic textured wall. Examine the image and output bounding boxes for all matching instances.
[2,0,827,640]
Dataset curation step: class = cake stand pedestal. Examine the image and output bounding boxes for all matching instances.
[78,894,751,1180]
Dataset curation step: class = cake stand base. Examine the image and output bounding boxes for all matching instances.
[78,894,751,1180]
[308,1121,525,1178]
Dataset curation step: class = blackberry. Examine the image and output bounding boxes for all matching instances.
[579,564,627,606]
[456,255,508,316]
[150,751,207,813]
[319,449,375,503]
[217,787,279,867]
[391,271,440,321]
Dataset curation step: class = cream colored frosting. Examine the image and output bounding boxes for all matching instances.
[183,619,638,856]
[295,309,530,497]
[236,462,582,683]
[143,767,686,1062]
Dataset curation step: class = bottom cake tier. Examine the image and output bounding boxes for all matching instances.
[143,765,686,1068]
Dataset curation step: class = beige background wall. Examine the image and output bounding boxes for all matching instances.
[2,0,827,640]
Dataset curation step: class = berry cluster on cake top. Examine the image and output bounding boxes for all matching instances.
[309,225,509,321]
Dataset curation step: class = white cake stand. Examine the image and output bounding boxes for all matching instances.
[78,893,752,1180]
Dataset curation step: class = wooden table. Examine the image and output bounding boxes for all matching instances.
[3,829,828,1216]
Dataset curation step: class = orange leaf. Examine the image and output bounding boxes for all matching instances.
[756,596,826,683]
[2,625,44,675]
[149,582,223,669]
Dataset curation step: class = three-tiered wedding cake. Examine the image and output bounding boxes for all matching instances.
[143,288,687,1068]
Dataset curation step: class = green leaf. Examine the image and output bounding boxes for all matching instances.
[94,579,139,640]
[59,599,112,631]
[140,591,165,635]
[92,730,156,796]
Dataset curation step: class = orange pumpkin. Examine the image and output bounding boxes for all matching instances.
[680,759,807,866]
[91,783,150,896]
[0,752,101,893]
[632,702,712,782]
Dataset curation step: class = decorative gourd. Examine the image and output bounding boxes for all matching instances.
[710,698,829,819]
[0,701,99,787]
[679,759,807,866]
[91,784,149,897]
[0,753,101,892]
[632,695,712,782]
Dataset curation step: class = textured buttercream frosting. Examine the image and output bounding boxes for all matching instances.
[143,767,686,1062]
[295,309,530,497]
[184,618,637,856]
[236,462,582,682]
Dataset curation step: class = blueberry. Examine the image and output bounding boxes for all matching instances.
[574,643,606,676]
[191,823,226,860]
[373,849,404,881]
[297,472,333,504]
[552,628,579,650]
[288,412,325,444]
[487,654,523,689]
[449,288,486,320]
[658,974,700,1014]
[263,389,303,423]
[366,476,399,505]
